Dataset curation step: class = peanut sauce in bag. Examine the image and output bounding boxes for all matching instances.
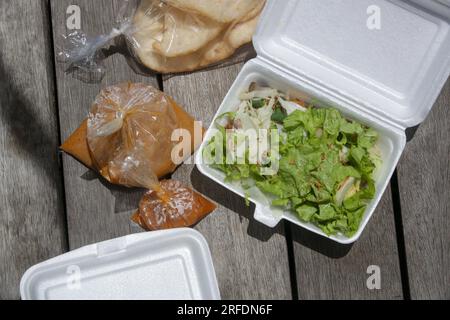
[132,180,217,231]
[63,82,216,230]
[86,82,179,187]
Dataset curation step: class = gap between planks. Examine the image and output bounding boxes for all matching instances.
[45,0,71,254]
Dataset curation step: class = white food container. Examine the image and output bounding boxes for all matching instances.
[20,229,220,300]
[197,0,450,244]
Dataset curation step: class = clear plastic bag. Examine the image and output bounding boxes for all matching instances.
[57,0,140,82]
[86,82,217,231]
[86,82,179,189]
[132,180,217,231]
[57,0,265,80]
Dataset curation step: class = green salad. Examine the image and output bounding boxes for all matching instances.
[204,84,381,237]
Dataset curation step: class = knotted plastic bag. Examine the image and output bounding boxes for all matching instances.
[87,82,179,188]
[57,0,265,80]
[132,180,217,231]
[84,82,216,231]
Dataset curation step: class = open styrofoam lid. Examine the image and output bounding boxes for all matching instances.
[254,0,450,128]
[20,229,220,300]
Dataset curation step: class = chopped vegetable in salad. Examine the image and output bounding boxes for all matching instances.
[203,83,382,237]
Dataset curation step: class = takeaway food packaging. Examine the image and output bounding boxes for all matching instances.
[25,0,450,301]
[22,81,223,302]
[57,0,265,79]
[20,229,220,300]
[61,82,217,231]
[196,0,450,244]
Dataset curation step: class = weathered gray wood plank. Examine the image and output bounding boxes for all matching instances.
[292,187,403,299]
[163,63,292,300]
[0,0,67,299]
[397,77,450,300]
[50,0,159,249]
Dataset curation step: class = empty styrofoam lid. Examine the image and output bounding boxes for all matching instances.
[254,0,450,128]
[20,229,220,300]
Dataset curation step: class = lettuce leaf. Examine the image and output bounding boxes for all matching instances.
[297,205,317,222]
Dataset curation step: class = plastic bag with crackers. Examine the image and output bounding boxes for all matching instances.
[57,0,266,78]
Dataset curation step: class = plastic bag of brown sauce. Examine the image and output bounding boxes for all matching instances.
[84,82,216,230]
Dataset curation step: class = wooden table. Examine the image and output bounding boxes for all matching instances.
[0,0,448,300]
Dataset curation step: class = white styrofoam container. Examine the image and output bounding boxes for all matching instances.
[196,0,450,244]
[20,229,220,300]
